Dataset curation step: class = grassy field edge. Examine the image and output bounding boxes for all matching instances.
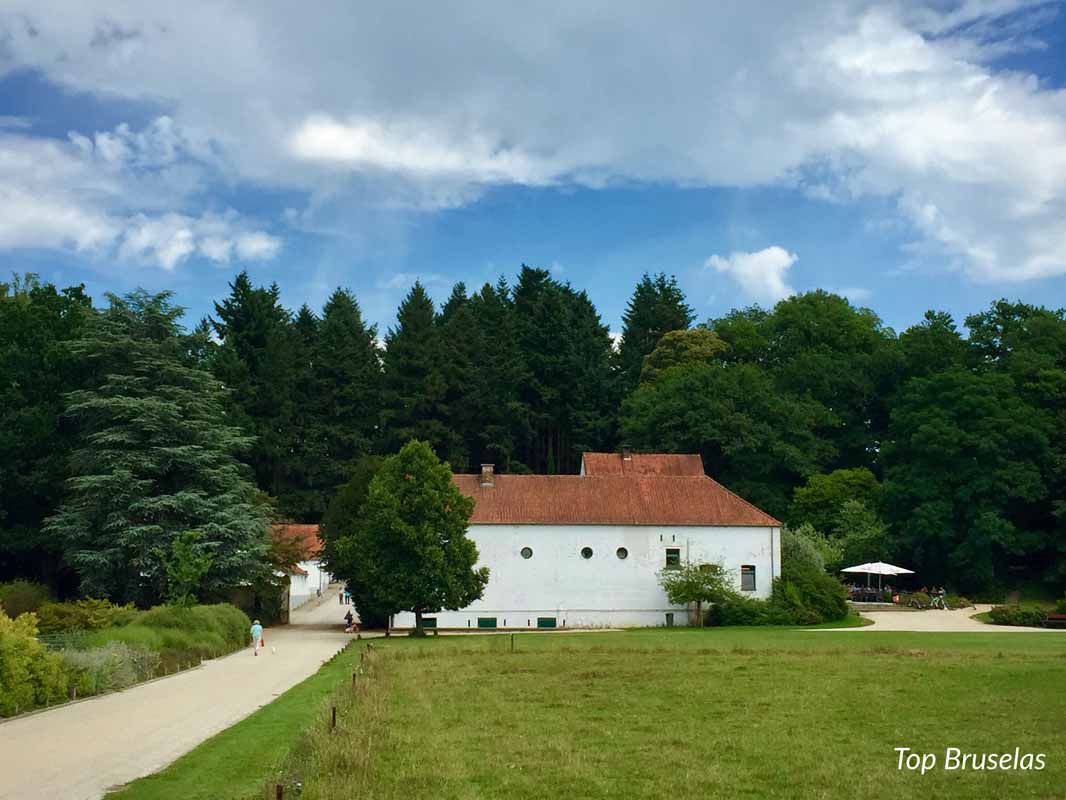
[106,641,356,800]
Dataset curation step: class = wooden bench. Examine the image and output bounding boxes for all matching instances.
[1045,613,1066,629]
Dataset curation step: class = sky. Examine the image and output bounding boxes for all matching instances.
[1,1,1065,335]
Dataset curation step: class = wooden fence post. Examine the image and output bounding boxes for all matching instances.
[331,705,337,731]
[275,783,284,799]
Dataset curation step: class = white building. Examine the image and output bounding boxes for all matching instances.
[392,451,781,629]
[274,523,333,611]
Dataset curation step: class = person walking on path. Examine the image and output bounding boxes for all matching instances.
[344,588,351,605]
[250,619,264,656]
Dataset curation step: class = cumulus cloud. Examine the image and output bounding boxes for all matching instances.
[1,2,1065,280]
[706,247,797,306]
[0,120,279,269]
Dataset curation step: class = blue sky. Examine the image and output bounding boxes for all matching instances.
[1,2,1065,335]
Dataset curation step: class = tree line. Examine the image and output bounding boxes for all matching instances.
[1,267,1064,598]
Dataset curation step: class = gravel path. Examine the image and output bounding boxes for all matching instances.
[821,604,1063,633]
[0,593,354,800]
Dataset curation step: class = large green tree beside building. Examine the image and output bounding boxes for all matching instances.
[45,290,272,604]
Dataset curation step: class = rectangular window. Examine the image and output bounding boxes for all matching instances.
[536,617,557,629]
[665,548,681,569]
[741,565,756,592]
[421,617,437,629]
[477,617,498,629]
[665,612,675,627]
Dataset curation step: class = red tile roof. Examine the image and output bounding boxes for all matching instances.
[453,473,780,527]
[581,452,706,476]
[273,523,322,560]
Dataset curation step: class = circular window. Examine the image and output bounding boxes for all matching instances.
[520,546,533,559]
[581,546,594,559]
[616,547,629,560]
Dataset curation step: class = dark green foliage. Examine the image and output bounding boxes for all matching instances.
[780,526,826,574]
[617,273,694,393]
[0,580,52,618]
[622,362,833,517]
[788,467,883,533]
[44,290,272,604]
[0,275,93,589]
[775,567,849,623]
[165,532,214,607]
[351,441,488,632]
[657,562,734,626]
[988,605,1048,627]
[883,368,1052,591]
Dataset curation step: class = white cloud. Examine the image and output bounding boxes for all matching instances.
[1,2,1065,281]
[0,121,279,269]
[705,247,797,306]
[832,287,873,303]
[377,272,451,291]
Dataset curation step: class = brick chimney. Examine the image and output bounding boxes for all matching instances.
[480,464,495,488]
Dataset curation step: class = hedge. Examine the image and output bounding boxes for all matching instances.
[989,605,1048,628]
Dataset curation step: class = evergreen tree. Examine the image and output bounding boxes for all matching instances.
[210,272,300,510]
[434,283,483,471]
[285,304,323,520]
[45,291,271,604]
[311,289,382,499]
[617,273,694,393]
[380,282,453,456]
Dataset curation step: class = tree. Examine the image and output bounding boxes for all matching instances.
[349,441,487,634]
[883,369,1051,590]
[658,561,733,627]
[622,362,834,517]
[781,524,838,574]
[899,310,968,380]
[788,467,882,533]
[638,328,728,384]
[832,500,889,570]
[0,276,93,591]
[164,531,214,607]
[210,272,300,513]
[380,283,454,456]
[617,273,694,393]
[45,291,272,604]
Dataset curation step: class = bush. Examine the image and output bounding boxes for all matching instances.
[61,642,160,696]
[0,612,69,717]
[36,598,140,635]
[909,592,931,608]
[944,594,972,610]
[83,603,251,665]
[0,581,52,618]
[779,566,848,622]
[1056,596,1066,615]
[989,605,1047,628]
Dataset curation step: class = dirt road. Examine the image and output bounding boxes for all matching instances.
[0,594,352,800]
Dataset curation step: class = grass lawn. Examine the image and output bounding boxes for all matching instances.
[106,643,354,800]
[113,628,1066,800]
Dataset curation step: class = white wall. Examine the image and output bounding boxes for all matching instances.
[392,523,780,629]
[288,560,333,611]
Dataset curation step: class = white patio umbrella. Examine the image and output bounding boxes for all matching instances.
[841,561,914,590]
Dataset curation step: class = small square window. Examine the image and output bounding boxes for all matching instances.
[665,548,681,569]
[477,617,497,629]
[741,565,756,592]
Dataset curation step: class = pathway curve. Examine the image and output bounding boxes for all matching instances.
[0,592,355,800]
[820,604,1063,633]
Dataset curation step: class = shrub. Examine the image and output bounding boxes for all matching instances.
[36,598,140,635]
[0,581,52,618]
[61,642,160,695]
[944,594,972,610]
[909,592,931,608]
[779,566,848,622]
[1056,596,1066,615]
[989,605,1047,628]
[0,612,69,717]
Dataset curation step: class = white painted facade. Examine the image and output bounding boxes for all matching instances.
[391,522,780,629]
[288,559,334,611]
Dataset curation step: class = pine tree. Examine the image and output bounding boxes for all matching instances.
[45,290,271,604]
[210,272,299,507]
[312,289,383,492]
[380,282,452,456]
[617,273,694,394]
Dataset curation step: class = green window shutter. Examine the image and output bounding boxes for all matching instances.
[477,617,497,629]
[536,617,557,629]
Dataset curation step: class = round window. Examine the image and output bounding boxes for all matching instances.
[520,546,533,559]
[616,547,629,560]
[581,546,594,559]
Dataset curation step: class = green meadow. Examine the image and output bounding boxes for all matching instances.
[113,628,1066,800]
